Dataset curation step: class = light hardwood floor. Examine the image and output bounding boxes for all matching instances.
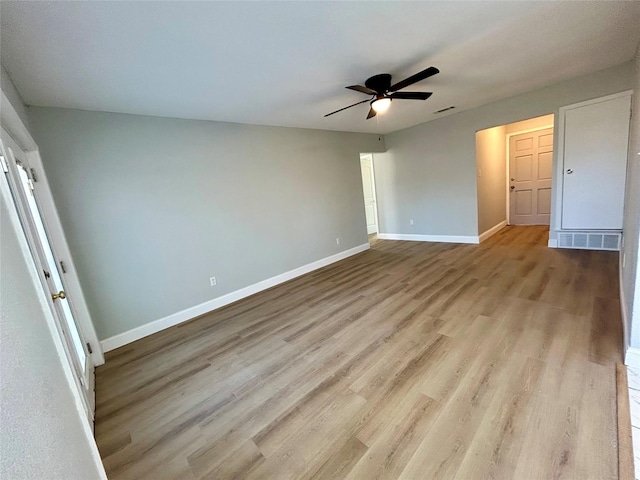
[95,226,623,479]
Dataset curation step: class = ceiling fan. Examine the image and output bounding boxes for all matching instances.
[325,66,439,120]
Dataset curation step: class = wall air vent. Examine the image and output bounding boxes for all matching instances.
[556,231,620,251]
[434,106,456,114]
[603,234,620,250]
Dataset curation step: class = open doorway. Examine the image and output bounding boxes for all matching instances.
[359,153,379,239]
[475,113,555,241]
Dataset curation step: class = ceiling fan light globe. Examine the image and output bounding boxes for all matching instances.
[371,97,391,113]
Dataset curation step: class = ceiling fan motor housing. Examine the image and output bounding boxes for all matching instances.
[365,74,392,94]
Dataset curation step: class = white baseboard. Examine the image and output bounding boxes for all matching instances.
[548,239,558,248]
[478,220,507,243]
[626,347,640,369]
[377,233,479,244]
[101,243,370,352]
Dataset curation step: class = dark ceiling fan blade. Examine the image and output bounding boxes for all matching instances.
[389,66,439,92]
[389,91,433,100]
[366,107,377,120]
[346,85,377,95]
[324,99,371,117]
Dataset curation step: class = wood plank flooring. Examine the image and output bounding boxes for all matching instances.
[95,226,623,479]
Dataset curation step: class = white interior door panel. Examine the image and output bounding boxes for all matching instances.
[561,94,631,230]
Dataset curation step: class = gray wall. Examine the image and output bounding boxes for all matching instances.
[504,114,554,135]
[27,108,385,340]
[624,45,640,350]
[475,125,506,235]
[373,62,635,237]
[1,189,105,479]
[1,63,29,127]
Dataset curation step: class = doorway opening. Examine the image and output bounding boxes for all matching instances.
[475,113,555,241]
[359,153,379,242]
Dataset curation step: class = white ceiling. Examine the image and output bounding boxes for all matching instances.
[1,1,639,134]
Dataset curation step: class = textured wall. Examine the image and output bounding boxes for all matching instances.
[0,63,29,127]
[476,125,507,235]
[505,114,554,134]
[28,108,385,340]
[373,62,634,237]
[0,183,105,479]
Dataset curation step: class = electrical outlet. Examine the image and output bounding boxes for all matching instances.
[336,237,341,245]
[210,276,217,286]
[409,219,414,226]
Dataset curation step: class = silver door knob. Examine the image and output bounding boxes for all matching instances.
[566,169,573,174]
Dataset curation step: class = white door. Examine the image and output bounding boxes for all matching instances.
[509,128,554,225]
[0,130,95,420]
[360,155,378,234]
[561,94,631,230]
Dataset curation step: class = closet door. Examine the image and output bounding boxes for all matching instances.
[561,94,631,230]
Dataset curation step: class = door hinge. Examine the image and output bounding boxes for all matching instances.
[86,343,93,354]
[30,168,38,182]
[60,261,67,273]
[43,269,51,279]
[0,155,8,173]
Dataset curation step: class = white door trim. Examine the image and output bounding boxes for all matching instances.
[0,91,104,366]
[505,124,554,225]
[553,90,633,232]
[26,149,104,366]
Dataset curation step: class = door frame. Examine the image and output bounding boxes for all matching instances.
[1,92,104,415]
[1,93,104,367]
[505,123,554,225]
[360,153,380,236]
[2,131,96,417]
[554,90,633,232]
